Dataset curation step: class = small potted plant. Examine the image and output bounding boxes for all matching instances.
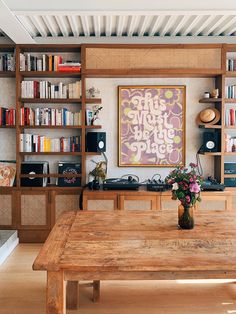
[165,163,203,229]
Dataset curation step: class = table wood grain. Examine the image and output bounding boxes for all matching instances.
[33,210,236,314]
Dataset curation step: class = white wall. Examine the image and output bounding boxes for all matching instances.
[86,77,215,182]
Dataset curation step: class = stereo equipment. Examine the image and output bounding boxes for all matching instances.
[21,161,49,187]
[146,179,171,192]
[224,162,236,187]
[201,176,225,191]
[86,132,106,152]
[103,178,140,190]
[201,132,220,153]
[58,162,81,187]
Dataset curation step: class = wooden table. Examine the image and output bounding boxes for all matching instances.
[33,210,236,314]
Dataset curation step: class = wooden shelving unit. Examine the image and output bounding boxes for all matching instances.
[2,42,236,242]
[20,71,81,78]
[20,98,82,103]
[199,98,222,103]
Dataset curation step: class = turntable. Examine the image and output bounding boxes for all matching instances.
[103,177,140,190]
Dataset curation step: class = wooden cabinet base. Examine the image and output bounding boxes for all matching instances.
[18,229,51,243]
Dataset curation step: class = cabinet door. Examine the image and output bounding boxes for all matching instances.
[119,195,159,211]
[20,191,50,229]
[53,191,80,224]
[0,191,14,228]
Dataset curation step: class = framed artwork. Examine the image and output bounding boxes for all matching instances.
[118,85,186,167]
[0,162,16,186]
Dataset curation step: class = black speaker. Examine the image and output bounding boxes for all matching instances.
[202,132,220,152]
[86,132,106,152]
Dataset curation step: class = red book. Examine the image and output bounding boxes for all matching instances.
[230,108,235,125]
[58,66,81,72]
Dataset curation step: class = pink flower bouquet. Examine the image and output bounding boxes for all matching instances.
[165,163,203,207]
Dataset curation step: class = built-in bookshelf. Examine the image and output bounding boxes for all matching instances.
[1,43,236,242]
[14,45,102,191]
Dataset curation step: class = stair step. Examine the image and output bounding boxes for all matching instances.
[0,230,19,265]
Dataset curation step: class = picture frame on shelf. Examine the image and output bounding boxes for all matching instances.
[118,85,186,167]
[86,109,94,126]
[0,161,16,186]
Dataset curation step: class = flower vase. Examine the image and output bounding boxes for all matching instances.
[178,204,194,229]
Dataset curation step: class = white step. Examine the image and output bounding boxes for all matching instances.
[0,230,19,265]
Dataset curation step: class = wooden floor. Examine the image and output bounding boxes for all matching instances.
[1,244,236,314]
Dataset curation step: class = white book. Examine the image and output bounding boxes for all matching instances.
[42,54,46,71]
[37,59,42,71]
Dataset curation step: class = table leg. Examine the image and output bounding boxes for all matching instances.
[93,280,100,303]
[47,271,65,314]
[66,281,79,310]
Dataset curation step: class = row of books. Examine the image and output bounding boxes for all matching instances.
[20,134,81,152]
[20,107,81,126]
[19,53,81,72]
[0,53,15,71]
[21,80,81,99]
[225,108,236,126]
[225,134,236,152]
[226,59,236,71]
[0,107,15,125]
[225,85,236,99]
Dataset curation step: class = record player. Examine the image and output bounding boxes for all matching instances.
[103,177,140,190]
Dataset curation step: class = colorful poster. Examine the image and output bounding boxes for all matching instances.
[118,86,185,167]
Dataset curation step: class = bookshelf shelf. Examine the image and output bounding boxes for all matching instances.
[20,71,81,78]
[85,98,102,104]
[226,71,236,77]
[199,152,222,156]
[20,173,82,178]
[19,152,82,156]
[20,98,82,103]
[225,99,236,103]
[85,152,101,156]
[0,125,15,128]
[0,71,15,77]
[85,125,102,129]
[199,98,222,103]
[19,125,82,129]
[198,124,222,129]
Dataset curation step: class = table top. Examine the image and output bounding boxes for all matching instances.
[33,210,236,273]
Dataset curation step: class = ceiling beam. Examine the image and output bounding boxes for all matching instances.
[117,15,125,36]
[105,15,112,36]
[180,15,202,36]
[80,15,90,36]
[42,15,58,37]
[93,15,101,37]
[0,0,35,43]
[68,15,79,37]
